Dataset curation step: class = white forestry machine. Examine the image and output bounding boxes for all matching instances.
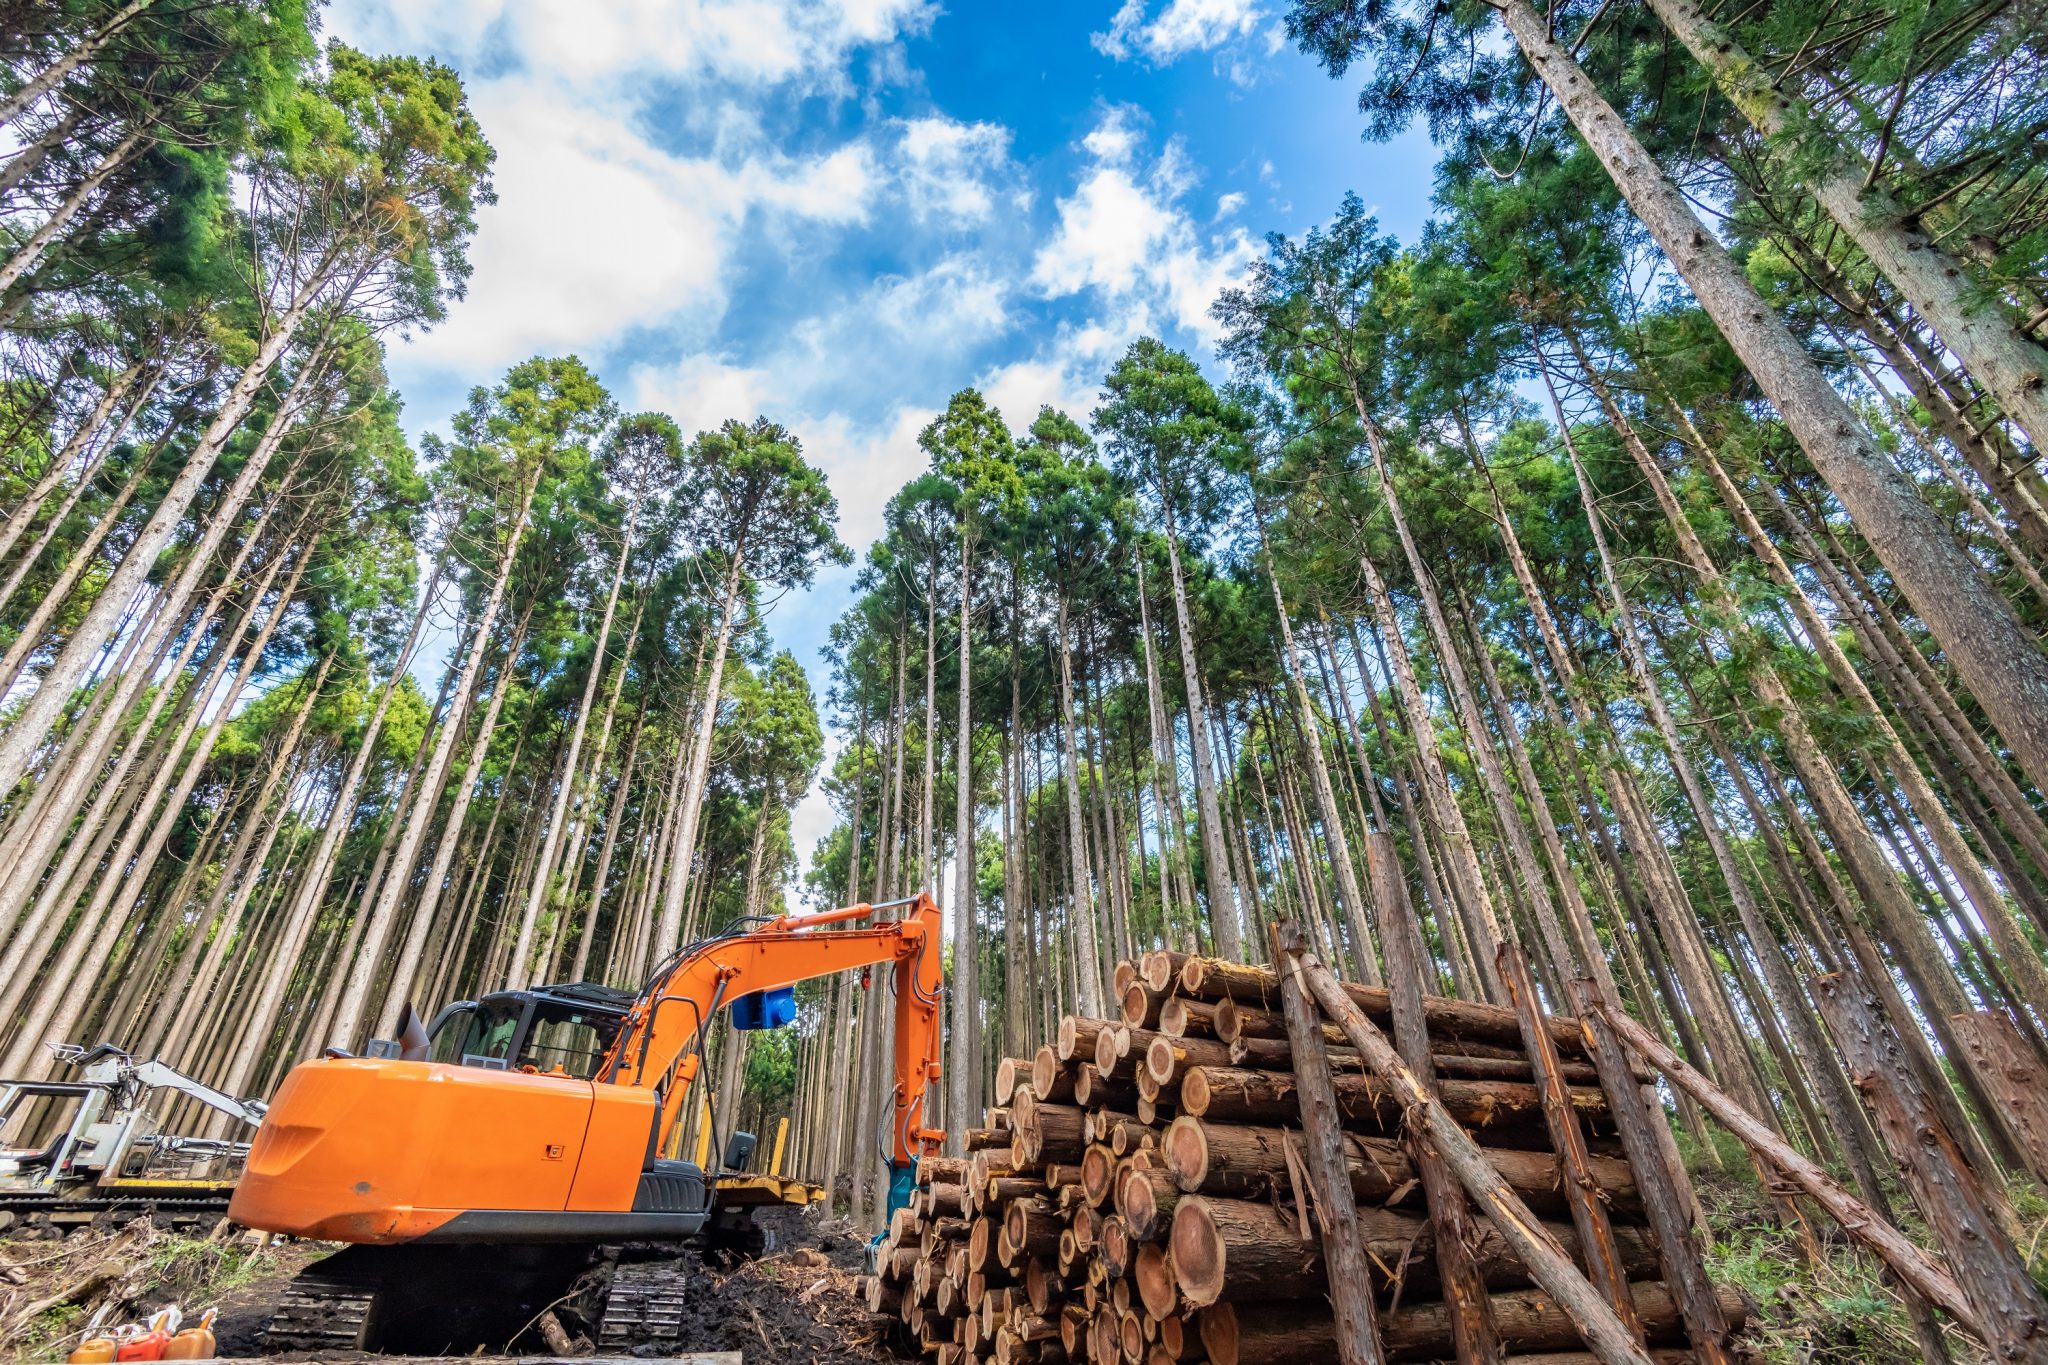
[0,1043,268,1237]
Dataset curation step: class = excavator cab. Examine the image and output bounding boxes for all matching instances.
[422,982,633,1079]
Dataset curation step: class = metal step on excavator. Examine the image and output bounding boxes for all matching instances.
[229,893,946,1353]
[0,1043,267,1238]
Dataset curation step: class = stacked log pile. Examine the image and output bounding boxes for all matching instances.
[862,949,1745,1365]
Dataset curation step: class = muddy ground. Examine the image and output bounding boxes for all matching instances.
[3,1208,898,1364]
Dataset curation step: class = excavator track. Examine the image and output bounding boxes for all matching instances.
[597,1255,696,1348]
[261,1275,378,1351]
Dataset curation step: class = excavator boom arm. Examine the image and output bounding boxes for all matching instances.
[600,894,945,1171]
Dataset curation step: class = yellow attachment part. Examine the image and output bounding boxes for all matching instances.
[769,1117,789,1176]
[692,1091,715,1168]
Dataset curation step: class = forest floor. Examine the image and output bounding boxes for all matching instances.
[1,1159,2031,1363]
[0,1206,895,1364]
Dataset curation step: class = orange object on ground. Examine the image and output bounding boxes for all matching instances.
[164,1308,216,1359]
[66,1336,118,1363]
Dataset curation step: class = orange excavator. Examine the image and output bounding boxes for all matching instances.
[229,895,945,1352]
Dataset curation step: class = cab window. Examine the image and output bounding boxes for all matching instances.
[428,1006,476,1065]
[456,997,524,1065]
[520,1003,617,1080]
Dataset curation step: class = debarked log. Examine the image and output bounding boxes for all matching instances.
[1199,1282,1744,1365]
[1167,1195,1661,1307]
[1178,1064,1605,1131]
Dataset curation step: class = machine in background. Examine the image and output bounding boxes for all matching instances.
[0,1044,267,1237]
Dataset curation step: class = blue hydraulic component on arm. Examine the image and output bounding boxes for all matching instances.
[886,1158,918,1219]
[865,1157,919,1269]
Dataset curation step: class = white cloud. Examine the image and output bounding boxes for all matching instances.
[628,355,777,435]
[977,354,1102,434]
[898,117,1015,224]
[1081,105,1144,164]
[332,0,937,94]
[1030,110,1256,343]
[1092,0,1263,63]
[1214,190,1246,220]
[390,83,883,371]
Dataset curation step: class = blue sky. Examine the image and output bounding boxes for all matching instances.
[327,0,1440,870]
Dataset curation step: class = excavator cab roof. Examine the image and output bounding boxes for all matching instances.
[423,982,632,1081]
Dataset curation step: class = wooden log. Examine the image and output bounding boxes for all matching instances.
[1026,1098,1087,1163]
[1082,1143,1119,1207]
[967,1126,1011,1152]
[1273,917,1385,1365]
[1951,1008,2048,1192]
[1589,989,1975,1329]
[1168,1194,1661,1306]
[1101,1213,1135,1278]
[1501,942,1640,1340]
[1147,1033,1235,1086]
[1032,1046,1080,1105]
[1160,996,1221,1039]
[1121,1307,1147,1363]
[1818,974,2048,1360]
[921,1156,969,1185]
[1097,1024,1151,1081]
[1162,1116,1639,1214]
[1188,956,1588,1055]
[1108,1119,1156,1157]
[1226,1034,1614,1086]
[1006,1197,1065,1259]
[1061,1303,1089,1354]
[1027,1256,1067,1314]
[1136,1240,1179,1319]
[1059,1015,1115,1063]
[1196,1301,1712,1358]
[925,1182,966,1217]
[865,1274,905,1314]
[971,1217,1002,1272]
[988,1175,1043,1206]
[1286,942,1657,1365]
[1200,1282,1743,1364]
[1178,957,1281,1004]
[997,1057,1035,1105]
[1179,1064,1596,1132]
[1216,997,1326,1044]
[1116,959,1139,995]
[1156,1312,1201,1362]
[1074,1066,1139,1110]
[1563,983,1734,1365]
[1117,1164,1183,1242]
[1142,950,1192,994]
[1125,981,1169,1028]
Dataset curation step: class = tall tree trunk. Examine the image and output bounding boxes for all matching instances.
[1646,0,2048,455]
[0,0,156,128]
[1493,0,2048,802]
[948,532,977,1151]
[0,275,334,798]
[1054,595,1107,1017]
[507,499,639,988]
[1260,542,1378,982]
[1156,495,1241,957]
[0,127,145,295]
[325,471,539,1050]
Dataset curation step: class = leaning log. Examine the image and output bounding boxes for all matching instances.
[1200,1282,1744,1365]
[1589,989,1975,1328]
[1284,943,1657,1365]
